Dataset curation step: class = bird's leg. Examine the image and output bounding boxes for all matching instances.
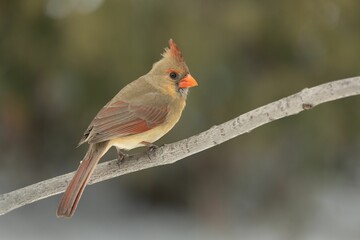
[116,147,128,167]
[141,141,159,153]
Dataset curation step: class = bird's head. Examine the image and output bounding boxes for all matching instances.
[149,39,198,97]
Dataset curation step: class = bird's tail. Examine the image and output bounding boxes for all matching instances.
[57,142,108,218]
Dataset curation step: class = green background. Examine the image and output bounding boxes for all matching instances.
[1,0,359,239]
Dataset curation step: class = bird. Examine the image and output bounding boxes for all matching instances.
[57,39,198,218]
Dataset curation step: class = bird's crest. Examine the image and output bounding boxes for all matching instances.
[162,39,184,63]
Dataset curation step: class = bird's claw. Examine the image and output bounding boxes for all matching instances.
[141,141,160,153]
[148,144,159,152]
[116,149,128,168]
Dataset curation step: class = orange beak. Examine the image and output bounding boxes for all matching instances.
[179,74,198,88]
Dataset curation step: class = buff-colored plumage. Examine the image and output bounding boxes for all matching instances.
[57,39,198,218]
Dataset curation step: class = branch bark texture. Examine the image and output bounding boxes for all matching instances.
[1,76,359,216]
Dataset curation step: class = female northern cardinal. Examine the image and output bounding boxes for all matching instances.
[57,39,198,218]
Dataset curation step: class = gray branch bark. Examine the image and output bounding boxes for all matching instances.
[1,76,359,216]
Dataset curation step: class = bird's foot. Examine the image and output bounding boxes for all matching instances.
[141,141,159,152]
[148,144,159,152]
[141,141,161,160]
[116,148,128,168]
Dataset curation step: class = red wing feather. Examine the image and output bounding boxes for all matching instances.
[87,100,168,144]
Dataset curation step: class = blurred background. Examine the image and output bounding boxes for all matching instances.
[1,0,360,239]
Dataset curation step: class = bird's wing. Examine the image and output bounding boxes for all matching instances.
[79,91,170,145]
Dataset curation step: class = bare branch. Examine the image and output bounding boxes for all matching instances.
[1,76,359,216]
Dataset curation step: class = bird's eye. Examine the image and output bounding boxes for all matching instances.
[169,72,178,80]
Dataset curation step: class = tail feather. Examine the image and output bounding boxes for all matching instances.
[57,142,108,218]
